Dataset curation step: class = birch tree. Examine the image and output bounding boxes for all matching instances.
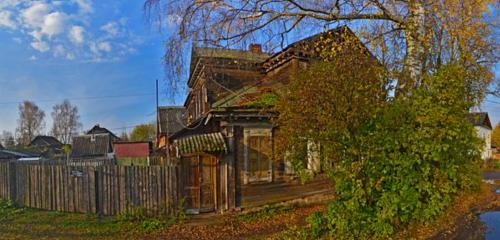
[145,0,498,98]
[16,101,45,145]
[51,100,82,144]
[1,131,15,148]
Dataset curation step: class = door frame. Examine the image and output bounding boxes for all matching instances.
[181,153,218,214]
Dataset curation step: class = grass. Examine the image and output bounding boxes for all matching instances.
[0,200,181,239]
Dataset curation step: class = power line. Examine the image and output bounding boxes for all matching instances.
[0,93,156,105]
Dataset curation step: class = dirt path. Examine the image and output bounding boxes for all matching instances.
[145,204,324,240]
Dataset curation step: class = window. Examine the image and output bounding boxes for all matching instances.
[244,128,272,183]
[307,140,320,173]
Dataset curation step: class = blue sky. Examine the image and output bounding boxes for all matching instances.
[0,0,183,136]
[0,1,498,137]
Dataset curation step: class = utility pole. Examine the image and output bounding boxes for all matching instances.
[154,79,159,166]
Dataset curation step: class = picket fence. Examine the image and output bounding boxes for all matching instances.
[0,162,179,216]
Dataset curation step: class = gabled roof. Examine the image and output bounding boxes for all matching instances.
[29,136,63,148]
[0,149,37,160]
[468,112,492,130]
[71,134,113,158]
[86,125,120,141]
[262,26,374,72]
[188,46,270,88]
[158,106,188,136]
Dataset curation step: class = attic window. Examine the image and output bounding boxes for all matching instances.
[90,135,96,142]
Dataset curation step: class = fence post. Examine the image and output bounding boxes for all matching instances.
[95,167,102,216]
[8,161,17,203]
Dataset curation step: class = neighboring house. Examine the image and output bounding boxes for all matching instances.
[29,135,64,157]
[86,124,120,142]
[114,141,152,165]
[0,149,40,161]
[70,133,115,163]
[156,106,187,153]
[0,143,3,150]
[164,26,375,213]
[468,112,493,160]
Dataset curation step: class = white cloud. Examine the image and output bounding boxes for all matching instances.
[29,55,37,61]
[98,42,112,52]
[0,11,16,29]
[30,40,50,52]
[69,25,84,44]
[71,0,93,14]
[0,0,22,11]
[41,12,66,38]
[100,22,119,37]
[21,2,51,29]
[66,52,75,60]
[20,2,66,39]
[53,44,65,57]
[1,1,140,62]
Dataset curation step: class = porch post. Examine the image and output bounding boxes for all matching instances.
[223,125,236,210]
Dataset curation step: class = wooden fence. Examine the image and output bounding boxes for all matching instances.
[0,162,179,216]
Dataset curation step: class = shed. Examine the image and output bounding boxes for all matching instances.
[71,134,115,161]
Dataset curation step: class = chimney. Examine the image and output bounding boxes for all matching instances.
[249,44,262,54]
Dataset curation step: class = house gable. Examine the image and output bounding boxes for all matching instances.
[468,112,492,130]
[29,136,63,148]
[87,125,120,141]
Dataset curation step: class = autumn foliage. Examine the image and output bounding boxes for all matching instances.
[277,59,482,238]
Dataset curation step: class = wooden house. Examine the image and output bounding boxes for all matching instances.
[29,135,64,158]
[156,106,188,154]
[164,26,377,214]
[468,112,493,160]
[70,133,116,166]
[87,124,120,142]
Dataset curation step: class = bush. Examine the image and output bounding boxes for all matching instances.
[281,63,482,239]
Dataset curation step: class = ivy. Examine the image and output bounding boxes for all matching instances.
[246,92,278,108]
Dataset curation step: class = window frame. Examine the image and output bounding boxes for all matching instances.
[243,128,273,184]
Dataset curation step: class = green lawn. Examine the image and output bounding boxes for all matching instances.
[0,200,175,240]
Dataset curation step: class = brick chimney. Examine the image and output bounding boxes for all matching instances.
[249,44,262,54]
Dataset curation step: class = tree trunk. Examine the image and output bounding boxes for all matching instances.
[400,0,425,96]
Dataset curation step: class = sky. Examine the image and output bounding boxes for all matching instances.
[0,1,498,138]
[0,0,183,136]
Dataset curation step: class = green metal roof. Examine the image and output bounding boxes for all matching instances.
[174,132,227,155]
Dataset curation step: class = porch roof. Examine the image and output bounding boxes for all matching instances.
[174,132,227,155]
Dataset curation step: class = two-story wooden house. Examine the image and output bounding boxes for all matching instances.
[164,26,379,214]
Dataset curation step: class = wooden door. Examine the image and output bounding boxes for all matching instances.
[182,155,216,213]
[199,155,216,212]
[183,156,200,211]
